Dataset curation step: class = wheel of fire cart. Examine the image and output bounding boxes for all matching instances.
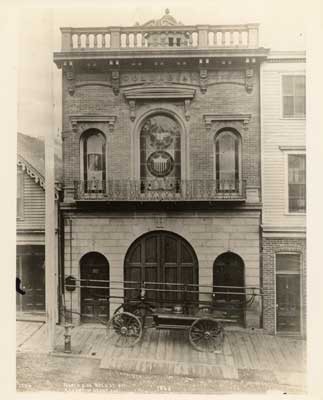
[107,311,143,347]
[189,317,224,352]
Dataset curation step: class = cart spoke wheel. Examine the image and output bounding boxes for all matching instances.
[107,311,143,347]
[189,317,224,352]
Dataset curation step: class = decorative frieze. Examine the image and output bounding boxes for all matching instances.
[120,71,199,86]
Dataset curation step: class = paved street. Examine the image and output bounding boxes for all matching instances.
[16,352,304,394]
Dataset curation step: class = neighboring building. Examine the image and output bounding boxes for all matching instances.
[261,51,306,336]
[54,10,268,328]
[16,133,61,320]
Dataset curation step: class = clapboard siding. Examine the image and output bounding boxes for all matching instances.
[261,61,306,228]
[16,168,45,230]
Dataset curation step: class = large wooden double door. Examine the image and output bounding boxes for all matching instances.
[124,231,198,305]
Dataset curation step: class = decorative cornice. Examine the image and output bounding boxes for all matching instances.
[69,114,117,133]
[267,58,305,63]
[17,155,60,199]
[203,113,251,131]
[17,155,45,188]
[261,225,306,239]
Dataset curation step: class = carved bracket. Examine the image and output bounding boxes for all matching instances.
[203,114,251,132]
[69,115,117,135]
[245,68,254,93]
[129,100,136,121]
[111,70,120,95]
[199,58,209,94]
[184,99,191,121]
[63,61,75,96]
[199,69,208,94]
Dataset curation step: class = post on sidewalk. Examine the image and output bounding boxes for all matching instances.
[45,9,56,353]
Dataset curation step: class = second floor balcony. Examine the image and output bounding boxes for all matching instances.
[73,179,246,202]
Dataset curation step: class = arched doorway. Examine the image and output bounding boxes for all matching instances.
[213,252,245,324]
[124,231,198,305]
[80,252,109,322]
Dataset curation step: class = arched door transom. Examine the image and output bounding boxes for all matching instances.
[124,231,198,304]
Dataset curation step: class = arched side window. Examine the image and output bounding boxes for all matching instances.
[214,129,241,192]
[81,129,106,192]
[140,114,181,192]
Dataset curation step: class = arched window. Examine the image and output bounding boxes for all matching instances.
[81,129,106,192]
[140,114,181,192]
[214,129,241,192]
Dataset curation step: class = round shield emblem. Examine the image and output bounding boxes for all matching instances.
[147,151,174,177]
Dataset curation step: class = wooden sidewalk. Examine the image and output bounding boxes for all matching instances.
[16,321,306,386]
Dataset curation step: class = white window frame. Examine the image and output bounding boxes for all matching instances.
[17,170,24,220]
[274,252,303,335]
[283,150,306,215]
[280,73,306,120]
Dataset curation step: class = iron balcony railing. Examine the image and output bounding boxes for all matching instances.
[73,179,246,201]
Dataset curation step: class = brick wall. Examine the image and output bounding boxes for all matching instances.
[62,211,261,325]
[262,237,306,335]
[61,67,261,198]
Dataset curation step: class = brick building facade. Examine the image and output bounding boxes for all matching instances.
[54,11,305,334]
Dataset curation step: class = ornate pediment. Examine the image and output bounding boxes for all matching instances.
[123,85,195,122]
[140,9,183,27]
[203,114,251,131]
[69,114,117,134]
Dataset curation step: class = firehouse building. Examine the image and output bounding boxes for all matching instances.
[53,10,305,335]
